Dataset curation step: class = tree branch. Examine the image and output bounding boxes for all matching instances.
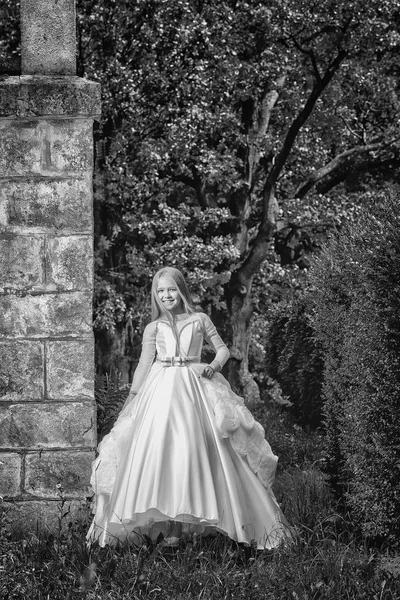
[338,114,364,142]
[295,136,400,198]
[265,49,348,195]
[165,169,211,209]
[289,35,322,82]
[238,48,348,282]
[246,75,286,189]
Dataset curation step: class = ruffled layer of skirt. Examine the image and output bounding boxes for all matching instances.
[87,363,290,549]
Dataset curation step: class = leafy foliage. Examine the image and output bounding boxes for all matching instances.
[2,0,400,386]
[310,189,400,543]
[266,296,325,428]
[74,0,400,381]
[0,0,20,73]
[95,373,130,439]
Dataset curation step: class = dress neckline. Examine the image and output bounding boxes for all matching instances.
[175,312,192,322]
[159,312,195,324]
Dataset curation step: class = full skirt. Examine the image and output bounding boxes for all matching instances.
[87,363,290,549]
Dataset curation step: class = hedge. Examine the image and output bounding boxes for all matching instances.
[310,193,400,543]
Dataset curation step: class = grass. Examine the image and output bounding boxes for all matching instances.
[1,407,400,599]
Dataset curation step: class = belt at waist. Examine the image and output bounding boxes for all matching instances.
[156,356,200,367]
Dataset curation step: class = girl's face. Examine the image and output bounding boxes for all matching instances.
[157,276,184,315]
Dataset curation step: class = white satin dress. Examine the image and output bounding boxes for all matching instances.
[87,312,290,548]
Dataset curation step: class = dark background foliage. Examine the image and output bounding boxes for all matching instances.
[266,297,325,429]
[311,190,400,543]
[268,190,400,543]
[74,0,400,398]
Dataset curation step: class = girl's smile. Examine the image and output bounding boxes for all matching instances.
[157,276,185,315]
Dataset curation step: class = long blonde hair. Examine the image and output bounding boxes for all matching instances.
[151,267,196,352]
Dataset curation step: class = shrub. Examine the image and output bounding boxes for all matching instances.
[266,297,325,429]
[95,372,130,439]
[310,191,400,544]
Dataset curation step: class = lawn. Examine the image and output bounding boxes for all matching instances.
[1,407,399,599]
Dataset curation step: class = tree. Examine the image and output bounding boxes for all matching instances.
[76,0,400,398]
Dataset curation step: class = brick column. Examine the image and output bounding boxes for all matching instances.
[0,0,100,530]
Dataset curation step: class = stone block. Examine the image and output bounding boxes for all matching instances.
[25,450,94,498]
[21,76,101,117]
[0,292,92,338]
[0,453,22,497]
[47,339,94,400]
[0,340,44,401]
[0,177,93,234]
[0,119,94,177]
[0,76,101,118]
[0,499,90,534]
[21,0,76,76]
[47,236,93,291]
[0,236,44,292]
[0,401,96,449]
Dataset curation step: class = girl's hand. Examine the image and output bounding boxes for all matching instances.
[202,366,215,379]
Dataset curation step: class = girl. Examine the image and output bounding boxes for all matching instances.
[87,267,290,549]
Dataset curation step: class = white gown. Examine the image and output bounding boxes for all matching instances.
[87,312,290,549]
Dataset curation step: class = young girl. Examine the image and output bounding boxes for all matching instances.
[87,267,290,548]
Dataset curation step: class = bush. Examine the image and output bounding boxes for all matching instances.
[310,191,400,544]
[266,297,325,429]
[95,372,130,439]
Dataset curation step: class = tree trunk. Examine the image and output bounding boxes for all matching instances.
[226,271,261,406]
[225,51,348,403]
[226,186,279,406]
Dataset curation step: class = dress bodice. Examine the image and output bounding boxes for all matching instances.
[156,316,205,359]
[130,312,230,394]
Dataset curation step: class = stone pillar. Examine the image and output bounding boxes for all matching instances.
[21,0,77,75]
[0,0,100,530]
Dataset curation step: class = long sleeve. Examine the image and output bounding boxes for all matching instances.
[128,321,157,396]
[201,313,230,372]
